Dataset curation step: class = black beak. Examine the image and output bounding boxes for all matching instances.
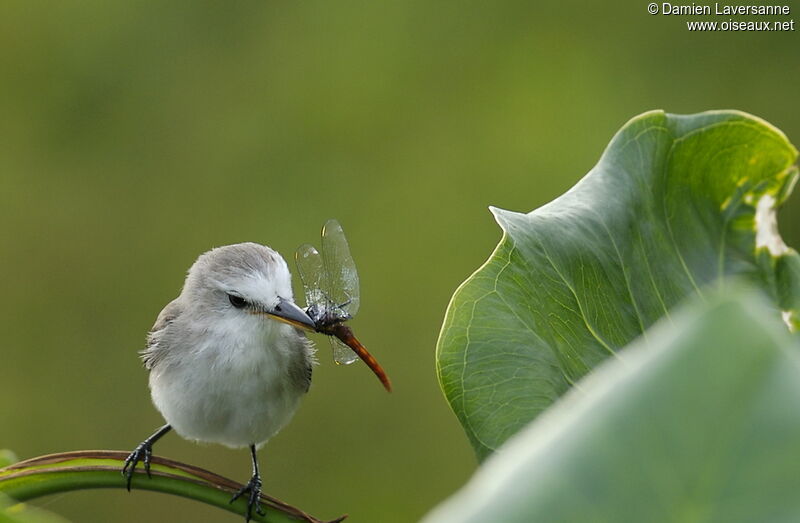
[262,297,316,331]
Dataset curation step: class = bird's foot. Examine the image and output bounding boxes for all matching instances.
[230,473,265,522]
[122,440,154,491]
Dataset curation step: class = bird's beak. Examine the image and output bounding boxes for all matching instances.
[259,297,316,331]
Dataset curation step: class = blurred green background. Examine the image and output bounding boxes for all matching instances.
[1,2,798,522]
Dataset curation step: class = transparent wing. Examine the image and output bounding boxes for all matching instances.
[294,243,330,318]
[330,337,359,365]
[320,219,360,317]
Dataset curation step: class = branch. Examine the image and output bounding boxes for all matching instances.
[0,451,346,523]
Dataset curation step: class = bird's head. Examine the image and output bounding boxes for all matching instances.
[181,242,316,331]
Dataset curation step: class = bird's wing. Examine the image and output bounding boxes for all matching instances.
[140,298,183,370]
[303,363,313,393]
[286,336,315,393]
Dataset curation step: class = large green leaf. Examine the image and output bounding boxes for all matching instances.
[436,110,800,460]
[425,288,800,522]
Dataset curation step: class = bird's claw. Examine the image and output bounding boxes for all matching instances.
[122,441,154,491]
[230,473,265,521]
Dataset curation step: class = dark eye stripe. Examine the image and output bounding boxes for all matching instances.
[228,294,247,309]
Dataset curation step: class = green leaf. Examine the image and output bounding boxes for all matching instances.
[436,110,800,460]
[1,492,70,523]
[425,288,800,522]
[0,453,60,523]
[0,453,18,471]
[0,451,343,523]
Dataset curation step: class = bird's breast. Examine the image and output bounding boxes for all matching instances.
[149,317,312,448]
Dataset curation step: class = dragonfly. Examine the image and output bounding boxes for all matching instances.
[295,219,392,392]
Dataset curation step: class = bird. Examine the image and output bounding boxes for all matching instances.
[122,242,319,521]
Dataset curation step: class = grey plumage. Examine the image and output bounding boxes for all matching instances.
[125,242,320,521]
[141,298,182,370]
[142,242,316,448]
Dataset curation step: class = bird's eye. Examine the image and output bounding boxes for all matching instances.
[228,294,247,309]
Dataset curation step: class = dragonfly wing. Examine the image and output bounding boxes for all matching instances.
[330,337,359,365]
[294,243,330,317]
[320,219,360,317]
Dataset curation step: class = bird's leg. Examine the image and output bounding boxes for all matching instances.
[122,424,171,491]
[230,444,265,522]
